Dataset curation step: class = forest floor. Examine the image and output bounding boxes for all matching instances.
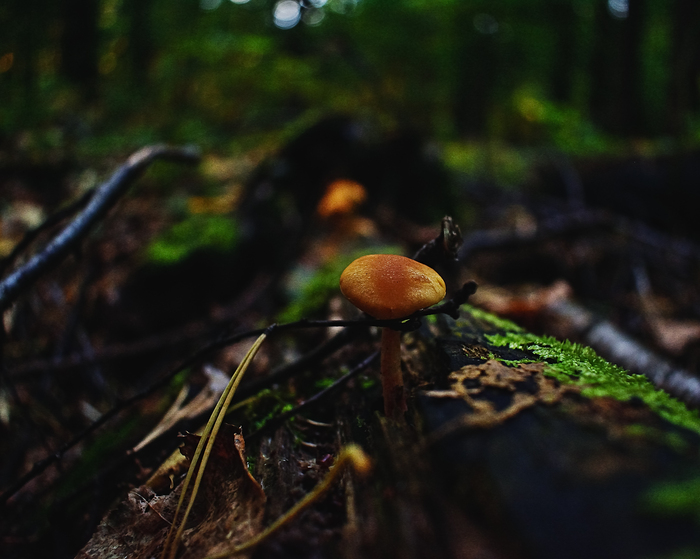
[1,118,700,559]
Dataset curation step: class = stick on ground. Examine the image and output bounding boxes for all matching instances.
[0,145,201,312]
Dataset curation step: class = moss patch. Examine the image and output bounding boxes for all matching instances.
[278,245,400,322]
[146,214,239,264]
[458,307,700,436]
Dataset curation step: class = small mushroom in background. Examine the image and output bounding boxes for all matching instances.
[339,254,446,419]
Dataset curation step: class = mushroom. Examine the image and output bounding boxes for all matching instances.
[339,254,446,419]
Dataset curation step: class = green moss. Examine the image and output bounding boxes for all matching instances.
[146,214,239,264]
[457,308,700,436]
[462,304,526,333]
[277,245,400,323]
[246,454,257,476]
[251,400,295,432]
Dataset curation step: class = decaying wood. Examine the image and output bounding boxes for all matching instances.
[544,297,700,405]
[76,425,265,559]
[4,175,699,559]
[77,309,700,559]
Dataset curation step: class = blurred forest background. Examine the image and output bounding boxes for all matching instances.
[3,1,700,558]
[3,0,700,155]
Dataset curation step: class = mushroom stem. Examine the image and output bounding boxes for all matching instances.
[380,327,406,419]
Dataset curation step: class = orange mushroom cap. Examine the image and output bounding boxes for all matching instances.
[339,254,446,320]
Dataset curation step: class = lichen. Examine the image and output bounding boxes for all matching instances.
[455,309,700,436]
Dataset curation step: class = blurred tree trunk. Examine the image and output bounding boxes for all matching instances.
[590,0,646,136]
[669,0,700,135]
[550,2,576,104]
[452,5,497,137]
[618,0,646,135]
[60,0,99,98]
[123,0,154,88]
[3,0,46,114]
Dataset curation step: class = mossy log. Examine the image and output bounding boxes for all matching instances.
[79,307,700,559]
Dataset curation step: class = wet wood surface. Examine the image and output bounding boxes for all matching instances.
[97,310,700,559]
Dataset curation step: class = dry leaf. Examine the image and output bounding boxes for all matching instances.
[77,424,266,559]
[132,365,229,453]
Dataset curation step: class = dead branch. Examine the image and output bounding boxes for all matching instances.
[544,298,700,406]
[458,208,700,265]
[412,215,463,266]
[0,187,95,276]
[0,145,201,312]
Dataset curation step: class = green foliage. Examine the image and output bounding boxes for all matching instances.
[314,376,338,390]
[146,214,239,264]
[460,306,700,436]
[444,141,537,190]
[3,0,699,158]
[509,86,616,154]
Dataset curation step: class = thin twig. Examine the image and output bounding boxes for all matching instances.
[6,217,463,380]
[247,350,379,442]
[203,444,371,559]
[0,187,96,276]
[412,215,463,267]
[0,145,201,312]
[7,273,273,380]
[0,285,477,508]
[0,213,474,507]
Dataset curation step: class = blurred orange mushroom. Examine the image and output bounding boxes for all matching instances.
[316,179,367,218]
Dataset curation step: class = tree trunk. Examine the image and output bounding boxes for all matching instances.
[60,0,99,98]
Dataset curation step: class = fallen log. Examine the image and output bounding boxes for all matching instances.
[76,306,700,559]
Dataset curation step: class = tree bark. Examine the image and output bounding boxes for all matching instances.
[81,308,700,559]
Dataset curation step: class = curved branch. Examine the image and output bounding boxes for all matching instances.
[0,187,95,276]
[0,145,201,311]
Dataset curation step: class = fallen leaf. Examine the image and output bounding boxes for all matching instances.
[77,424,266,559]
[132,365,230,453]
